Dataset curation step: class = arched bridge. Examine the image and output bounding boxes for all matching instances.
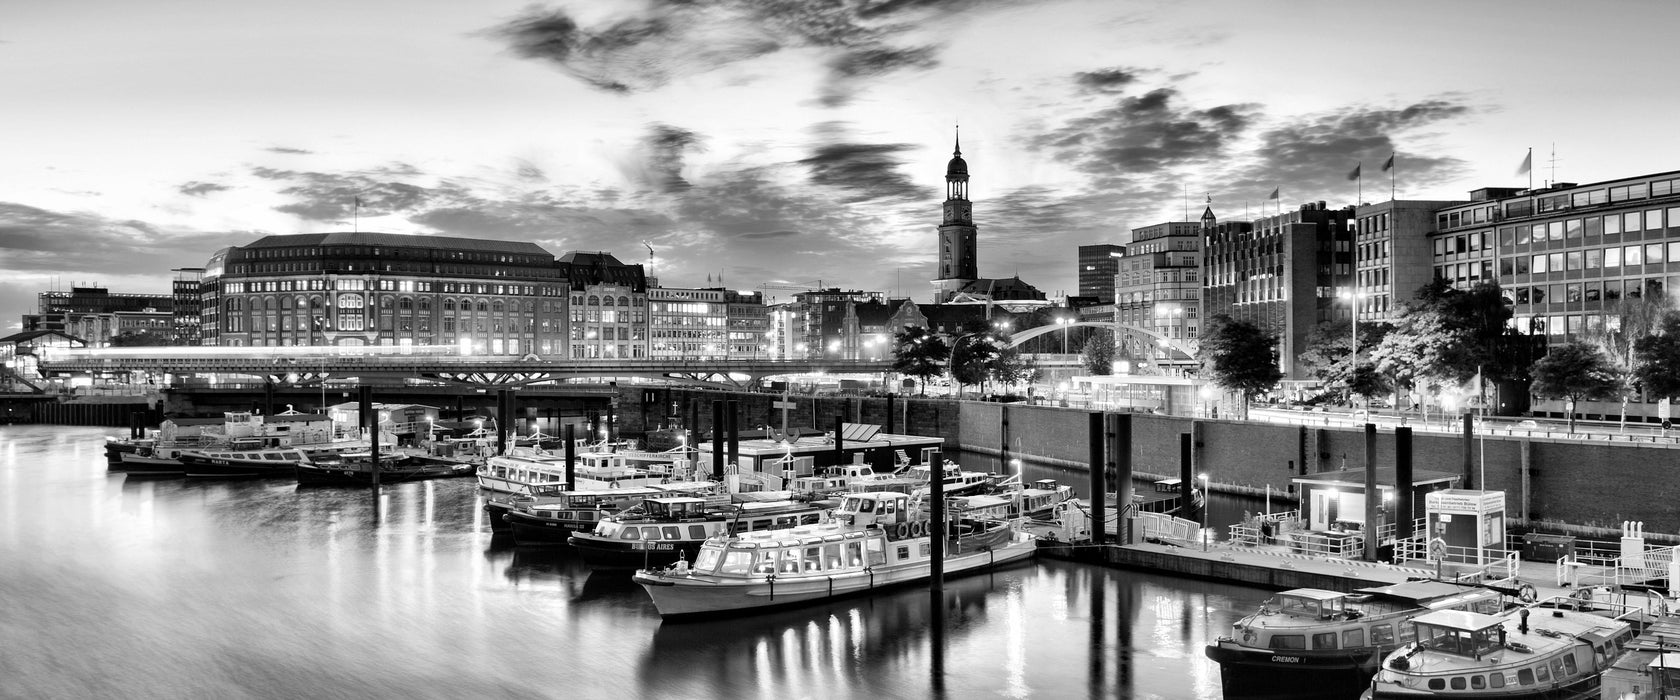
[37,347,892,390]
[1005,321,1198,359]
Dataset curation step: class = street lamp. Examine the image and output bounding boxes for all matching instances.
[1056,317,1071,354]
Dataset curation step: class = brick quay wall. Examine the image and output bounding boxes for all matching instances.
[637,389,1680,536]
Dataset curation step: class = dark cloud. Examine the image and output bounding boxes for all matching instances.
[0,202,239,276]
[818,44,939,106]
[625,123,704,193]
[798,135,929,204]
[1224,98,1476,202]
[1031,87,1259,187]
[515,160,547,182]
[253,167,448,222]
[266,146,312,155]
[178,181,231,197]
[1073,67,1141,93]
[485,1,986,107]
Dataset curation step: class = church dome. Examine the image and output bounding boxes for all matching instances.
[946,153,968,177]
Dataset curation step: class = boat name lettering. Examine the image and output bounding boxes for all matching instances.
[1270,655,1302,664]
[632,543,675,550]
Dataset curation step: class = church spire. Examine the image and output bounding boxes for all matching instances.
[954,125,961,157]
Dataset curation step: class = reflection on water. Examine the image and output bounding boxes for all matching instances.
[2,426,1277,699]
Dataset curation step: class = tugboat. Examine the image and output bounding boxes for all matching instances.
[568,496,834,570]
[177,445,313,479]
[631,490,1037,621]
[295,452,474,487]
[1204,580,1514,700]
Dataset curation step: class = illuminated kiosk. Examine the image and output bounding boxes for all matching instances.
[1287,467,1460,559]
[1424,489,1506,566]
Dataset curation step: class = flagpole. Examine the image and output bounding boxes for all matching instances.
[1390,154,1396,202]
[354,197,360,233]
[1527,147,1533,191]
[1357,162,1363,207]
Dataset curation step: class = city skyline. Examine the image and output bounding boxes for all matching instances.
[5,0,1679,331]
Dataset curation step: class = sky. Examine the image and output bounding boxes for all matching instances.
[4,0,1679,332]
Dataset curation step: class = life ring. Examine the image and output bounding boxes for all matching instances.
[909,521,924,538]
[610,481,620,489]
[896,523,910,539]
[1517,583,1538,603]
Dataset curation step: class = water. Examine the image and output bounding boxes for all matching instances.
[0,426,1279,700]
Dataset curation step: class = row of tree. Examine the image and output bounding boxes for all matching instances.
[1196,279,1680,432]
[890,321,1039,396]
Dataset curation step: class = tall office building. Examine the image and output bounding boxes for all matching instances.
[1115,219,1202,363]
[1202,202,1354,380]
[1351,199,1466,322]
[1077,244,1126,301]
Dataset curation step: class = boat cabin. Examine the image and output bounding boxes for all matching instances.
[1407,610,1505,659]
[1269,589,1351,621]
[835,492,913,529]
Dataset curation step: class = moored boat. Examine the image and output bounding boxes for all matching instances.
[179,447,312,479]
[1204,580,1514,700]
[631,491,1037,621]
[907,460,995,499]
[477,448,666,495]
[1363,595,1643,699]
[296,452,474,487]
[568,496,834,570]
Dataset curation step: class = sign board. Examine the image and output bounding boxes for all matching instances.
[1661,398,1671,422]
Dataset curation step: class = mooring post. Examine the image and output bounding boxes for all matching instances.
[930,448,945,594]
[1364,422,1379,561]
[1088,411,1106,544]
[565,424,577,491]
[711,400,725,481]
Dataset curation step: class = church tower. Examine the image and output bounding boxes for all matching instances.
[933,130,978,302]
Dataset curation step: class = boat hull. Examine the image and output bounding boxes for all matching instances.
[1206,639,1384,700]
[505,510,593,544]
[635,535,1037,620]
[295,462,473,487]
[179,454,301,479]
[119,452,186,476]
[571,535,699,570]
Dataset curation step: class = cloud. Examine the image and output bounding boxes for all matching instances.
[798,125,929,204]
[485,1,986,107]
[0,202,238,277]
[253,167,449,222]
[178,181,231,197]
[266,146,312,155]
[1031,87,1259,188]
[1224,98,1477,202]
[1073,67,1141,93]
[617,123,704,194]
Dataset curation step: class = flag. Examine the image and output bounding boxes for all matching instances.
[1205,193,1211,204]
[1347,163,1362,181]
[1382,153,1394,172]
[354,196,363,209]
[1267,187,1279,200]
[1516,149,1532,176]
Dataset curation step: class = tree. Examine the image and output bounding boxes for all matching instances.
[1347,363,1393,406]
[948,320,1003,398]
[990,348,1040,393]
[1589,291,1671,407]
[1633,312,1680,400]
[1529,341,1622,433]
[1369,280,1514,411]
[890,326,948,395]
[1080,329,1115,375]
[1197,314,1281,417]
[1298,320,1392,402]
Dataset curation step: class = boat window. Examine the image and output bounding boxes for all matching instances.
[1399,625,1416,644]
[803,547,822,571]
[1312,633,1337,650]
[1535,664,1550,682]
[1342,629,1364,648]
[693,548,722,572]
[1562,654,1577,675]
[662,526,681,540]
[1370,624,1393,645]
[750,519,770,532]
[866,539,886,566]
[265,454,283,460]
[752,553,774,574]
[824,544,842,569]
[718,549,752,574]
[1489,672,1504,688]
[1267,635,1305,650]
[641,527,661,541]
[1449,677,1466,690]
[688,525,707,539]
[846,542,863,567]
[895,545,909,561]
[1470,675,1485,689]
[778,549,799,573]
[1549,658,1566,678]
[1427,679,1444,690]
[1517,668,1534,685]
[620,528,639,540]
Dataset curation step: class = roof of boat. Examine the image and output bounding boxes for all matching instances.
[1410,608,1504,631]
[1277,588,1346,602]
[1355,580,1497,603]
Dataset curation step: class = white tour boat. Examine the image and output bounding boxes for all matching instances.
[477,447,666,495]
[631,491,1037,620]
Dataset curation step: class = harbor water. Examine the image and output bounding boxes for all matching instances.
[1,426,1281,699]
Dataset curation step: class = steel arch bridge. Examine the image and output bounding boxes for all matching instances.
[1005,321,1198,360]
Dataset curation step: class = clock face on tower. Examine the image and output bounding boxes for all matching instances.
[945,201,971,224]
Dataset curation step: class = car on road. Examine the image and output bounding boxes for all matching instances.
[1516,419,1540,429]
